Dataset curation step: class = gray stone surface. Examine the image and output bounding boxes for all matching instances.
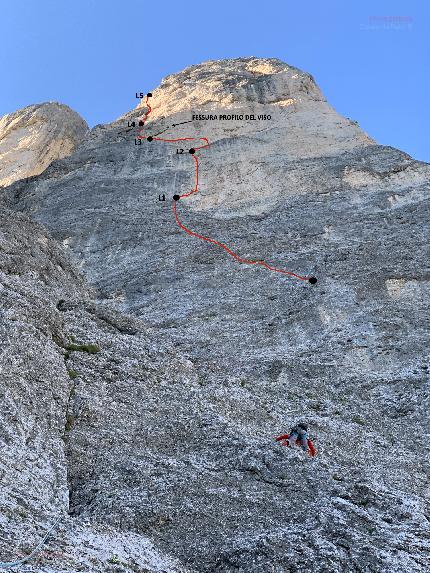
[0,210,188,572]
[1,57,430,572]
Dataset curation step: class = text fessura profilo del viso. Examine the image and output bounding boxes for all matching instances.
[191,114,271,121]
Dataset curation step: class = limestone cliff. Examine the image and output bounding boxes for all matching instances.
[1,58,429,572]
[0,102,88,187]
[128,57,375,215]
[0,209,187,572]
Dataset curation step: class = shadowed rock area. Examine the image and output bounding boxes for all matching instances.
[0,209,187,572]
[1,57,429,572]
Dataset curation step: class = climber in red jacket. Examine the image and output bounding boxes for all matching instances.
[275,422,317,457]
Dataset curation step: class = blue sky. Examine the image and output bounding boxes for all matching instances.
[1,0,428,161]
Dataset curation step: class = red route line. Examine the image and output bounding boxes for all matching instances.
[137,96,311,281]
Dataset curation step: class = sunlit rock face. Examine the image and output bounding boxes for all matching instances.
[130,57,375,215]
[2,58,429,573]
[0,102,87,187]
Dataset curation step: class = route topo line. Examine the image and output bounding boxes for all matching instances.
[137,94,316,283]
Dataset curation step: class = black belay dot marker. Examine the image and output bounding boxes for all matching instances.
[308,277,317,284]
[173,195,180,201]
[147,136,153,142]
[189,148,196,154]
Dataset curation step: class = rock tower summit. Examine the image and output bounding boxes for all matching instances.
[0,102,88,187]
[132,57,374,161]
[137,57,323,114]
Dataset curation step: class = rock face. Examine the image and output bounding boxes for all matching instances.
[1,58,430,572]
[129,57,374,215]
[0,209,186,572]
[0,102,87,187]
